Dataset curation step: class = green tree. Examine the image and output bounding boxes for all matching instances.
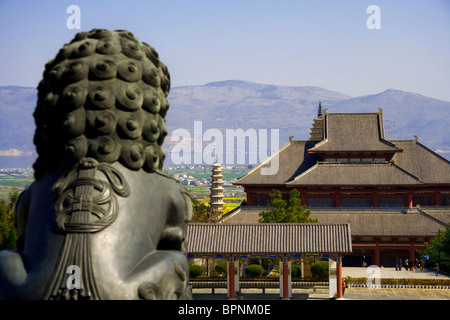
[191,198,221,223]
[440,226,450,257]
[189,265,204,278]
[244,264,264,277]
[0,188,20,250]
[259,189,318,223]
[214,260,227,276]
[291,265,302,277]
[261,258,277,275]
[0,226,17,250]
[420,227,450,266]
[310,260,329,277]
[0,201,9,246]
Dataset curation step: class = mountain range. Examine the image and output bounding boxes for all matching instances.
[0,80,449,167]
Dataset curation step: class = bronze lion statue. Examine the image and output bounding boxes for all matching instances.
[0,29,192,300]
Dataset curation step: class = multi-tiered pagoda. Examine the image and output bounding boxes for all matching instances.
[209,159,224,213]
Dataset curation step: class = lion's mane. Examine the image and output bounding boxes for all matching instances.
[33,29,170,180]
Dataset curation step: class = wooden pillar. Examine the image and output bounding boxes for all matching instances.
[406,191,413,208]
[234,259,240,292]
[227,257,235,299]
[334,192,341,208]
[371,191,379,207]
[374,239,380,266]
[301,190,308,207]
[409,239,416,262]
[434,191,441,206]
[246,191,254,206]
[329,258,337,298]
[336,256,343,299]
[300,258,304,279]
[279,257,291,300]
[283,261,289,299]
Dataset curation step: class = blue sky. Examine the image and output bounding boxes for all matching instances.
[0,0,449,101]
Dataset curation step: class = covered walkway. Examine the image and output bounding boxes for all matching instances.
[186,223,352,299]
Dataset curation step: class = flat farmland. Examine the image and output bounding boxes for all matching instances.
[168,167,248,181]
[0,167,249,201]
[0,175,33,199]
[0,175,34,188]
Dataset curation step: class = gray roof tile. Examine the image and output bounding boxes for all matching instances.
[186,223,352,254]
[308,112,400,153]
[287,162,424,186]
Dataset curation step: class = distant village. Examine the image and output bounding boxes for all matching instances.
[0,167,34,176]
[0,164,250,189]
[167,165,242,187]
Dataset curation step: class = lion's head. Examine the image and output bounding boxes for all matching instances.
[33,29,170,180]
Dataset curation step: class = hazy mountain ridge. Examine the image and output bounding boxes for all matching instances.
[0,86,36,152]
[0,81,449,167]
[165,80,353,138]
[324,89,450,151]
[165,81,450,160]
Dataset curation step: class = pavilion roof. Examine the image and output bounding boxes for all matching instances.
[186,223,352,255]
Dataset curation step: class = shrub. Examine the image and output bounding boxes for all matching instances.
[440,261,450,273]
[215,260,227,275]
[344,276,450,287]
[245,264,265,277]
[310,261,329,277]
[291,265,302,277]
[189,265,204,278]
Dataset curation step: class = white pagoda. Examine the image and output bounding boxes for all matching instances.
[209,157,224,213]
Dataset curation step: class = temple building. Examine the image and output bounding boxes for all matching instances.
[209,158,224,213]
[229,106,450,267]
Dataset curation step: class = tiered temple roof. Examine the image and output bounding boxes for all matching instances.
[221,209,446,237]
[231,108,449,246]
[308,110,401,154]
[234,109,450,187]
[287,162,424,186]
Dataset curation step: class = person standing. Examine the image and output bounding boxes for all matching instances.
[434,263,439,276]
